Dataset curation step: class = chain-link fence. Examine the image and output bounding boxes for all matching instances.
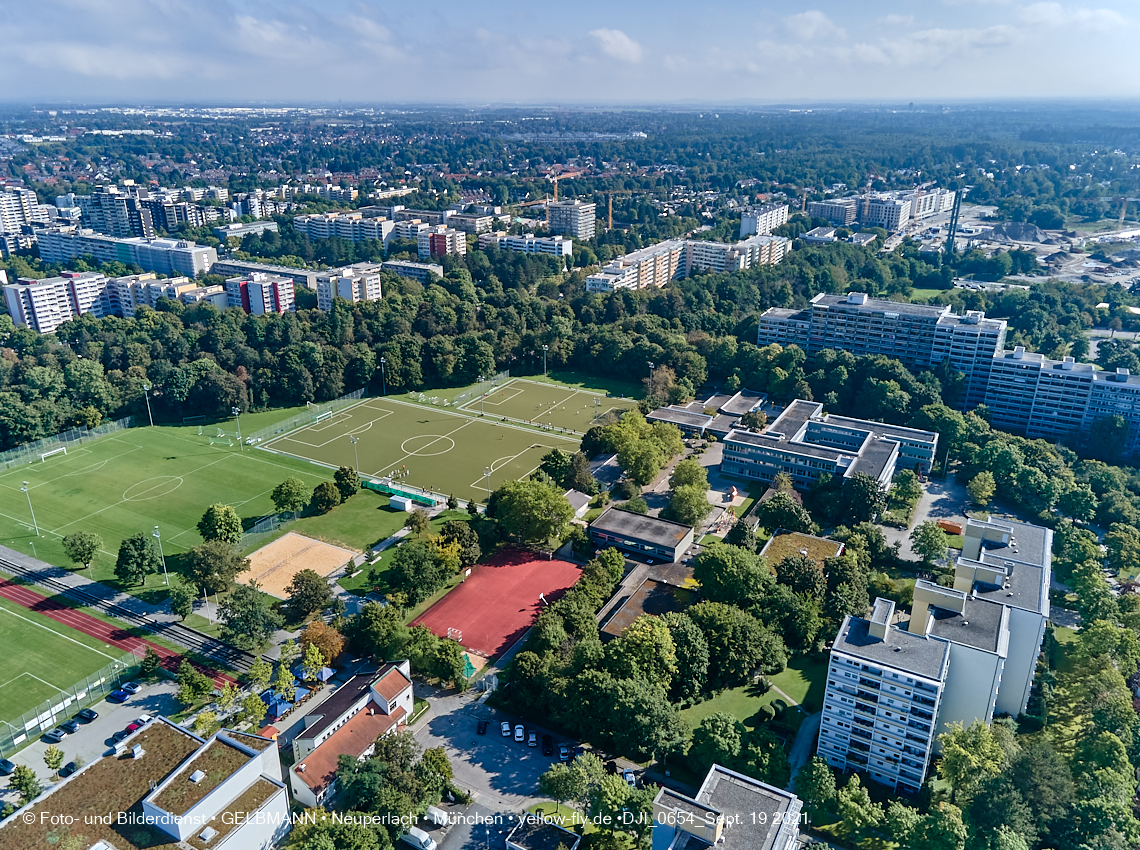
[451,370,510,407]
[240,512,289,552]
[0,650,140,756]
[0,416,135,470]
[245,388,367,444]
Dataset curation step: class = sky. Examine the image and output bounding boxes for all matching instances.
[0,0,1135,105]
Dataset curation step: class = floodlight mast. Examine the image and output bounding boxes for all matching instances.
[232,407,242,451]
[153,526,169,586]
[20,481,39,536]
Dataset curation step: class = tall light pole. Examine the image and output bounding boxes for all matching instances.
[648,360,656,394]
[142,383,154,427]
[478,375,485,415]
[349,435,359,472]
[153,526,169,586]
[380,357,387,396]
[484,466,492,504]
[20,482,38,536]
[542,345,549,378]
[231,407,242,451]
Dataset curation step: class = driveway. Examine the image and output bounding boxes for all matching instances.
[881,477,969,561]
[438,803,523,850]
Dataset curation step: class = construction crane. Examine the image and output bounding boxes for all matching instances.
[606,190,633,230]
[861,174,877,222]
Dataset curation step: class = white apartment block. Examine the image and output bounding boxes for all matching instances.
[293,211,395,246]
[757,293,1007,409]
[807,199,858,227]
[480,232,574,258]
[393,219,434,241]
[861,197,912,232]
[418,226,467,259]
[35,227,217,277]
[317,262,384,310]
[684,234,788,275]
[225,272,296,315]
[739,203,790,238]
[104,273,228,317]
[820,517,1051,792]
[381,260,443,283]
[547,200,596,240]
[586,240,685,293]
[904,188,956,221]
[0,187,41,233]
[4,271,106,333]
[449,213,495,233]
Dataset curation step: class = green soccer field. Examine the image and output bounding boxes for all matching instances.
[263,397,582,504]
[456,378,636,433]
[0,425,330,588]
[0,595,124,724]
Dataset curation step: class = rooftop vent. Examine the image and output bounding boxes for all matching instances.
[189,770,206,784]
[299,763,306,773]
[847,292,869,305]
[1012,346,1026,359]
[131,744,145,759]
[199,826,218,843]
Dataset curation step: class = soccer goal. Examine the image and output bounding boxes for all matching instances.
[40,446,67,462]
[313,410,334,423]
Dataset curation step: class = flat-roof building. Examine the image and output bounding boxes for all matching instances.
[36,227,217,277]
[316,262,383,311]
[383,259,444,283]
[740,203,790,238]
[225,272,295,315]
[547,199,596,240]
[807,198,859,227]
[482,232,574,257]
[506,816,581,850]
[589,507,695,563]
[213,220,279,241]
[209,258,319,291]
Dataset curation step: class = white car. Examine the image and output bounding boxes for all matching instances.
[134,715,153,726]
[121,682,142,695]
[514,724,525,742]
[501,721,511,737]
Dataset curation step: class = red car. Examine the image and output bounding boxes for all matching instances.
[125,722,142,734]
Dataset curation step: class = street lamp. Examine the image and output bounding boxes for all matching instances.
[484,466,492,503]
[648,360,656,391]
[153,526,169,585]
[379,357,387,396]
[542,345,549,378]
[349,435,359,472]
[231,406,242,451]
[20,481,38,536]
[478,375,485,415]
[142,383,154,427]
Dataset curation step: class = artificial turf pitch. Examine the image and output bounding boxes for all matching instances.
[263,397,582,504]
[456,378,636,433]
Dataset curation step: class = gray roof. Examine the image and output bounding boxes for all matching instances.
[926,597,1008,654]
[696,765,800,850]
[590,507,695,549]
[974,517,1050,571]
[833,615,949,683]
[564,489,592,513]
[812,293,951,318]
[719,390,765,416]
[849,437,898,480]
[647,407,712,429]
[507,817,580,850]
[823,415,937,444]
[759,307,808,321]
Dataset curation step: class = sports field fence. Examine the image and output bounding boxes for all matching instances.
[241,512,288,552]
[245,388,366,444]
[0,650,140,756]
[0,415,135,470]
[450,370,510,407]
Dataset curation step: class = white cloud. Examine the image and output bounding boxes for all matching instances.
[589,28,644,63]
[840,25,1016,66]
[1019,3,1126,31]
[881,14,915,26]
[785,10,846,40]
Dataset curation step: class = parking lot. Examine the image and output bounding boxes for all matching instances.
[0,679,180,806]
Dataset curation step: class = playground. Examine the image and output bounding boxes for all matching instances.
[457,378,635,433]
[261,398,581,504]
[410,548,582,659]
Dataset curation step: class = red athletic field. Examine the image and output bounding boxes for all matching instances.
[0,579,234,688]
[412,548,582,658]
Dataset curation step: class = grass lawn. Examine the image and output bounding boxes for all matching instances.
[1052,625,1079,675]
[267,490,409,554]
[735,484,765,520]
[769,654,829,712]
[526,802,592,832]
[909,287,947,302]
[337,510,473,598]
[680,654,828,734]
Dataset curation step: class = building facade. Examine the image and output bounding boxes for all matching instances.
[317,262,383,311]
[293,211,395,246]
[35,226,217,277]
[739,203,790,238]
[225,272,296,315]
[382,260,444,283]
[589,507,695,563]
[547,200,596,240]
[418,226,467,259]
[807,198,859,226]
[480,232,574,258]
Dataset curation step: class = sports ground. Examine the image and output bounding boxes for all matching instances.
[263,396,582,504]
[456,378,635,433]
[411,548,581,659]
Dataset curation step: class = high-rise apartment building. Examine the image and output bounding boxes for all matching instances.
[316,263,383,311]
[819,517,1051,792]
[417,226,467,259]
[585,240,685,293]
[757,293,1007,408]
[3,271,107,333]
[225,273,295,315]
[861,197,912,232]
[479,233,574,258]
[76,186,156,239]
[0,187,41,233]
[35,227,217,278]
[547,200,596,240]
[293,211,395,246]
[739,203,790,238]
[807,198,859,227]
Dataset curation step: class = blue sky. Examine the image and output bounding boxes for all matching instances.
[0,0,1133,103]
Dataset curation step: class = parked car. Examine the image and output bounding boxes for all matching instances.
[528,732,537,748]
[559,744,570,762]
[108,689,130,703]
[121,682,142,695]
[61,719,81,734]
[477,720,488,735]
[76,708,98,722]
[0,758,14,776]
[134,715,152,726]
[400,826,437,850]
[541,735,553,756]
[623,769,637,788]
[43,728,67,743]
[514,724,525,742]
[111,730,131,744]
[125,723,142,734]
[500,721,511,737]
[59,761,78,778]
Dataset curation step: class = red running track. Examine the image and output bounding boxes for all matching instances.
[412,547,581,658]
[0,579,234,688]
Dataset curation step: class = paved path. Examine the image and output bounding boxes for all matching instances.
[785,711,822,791]
[881,477,969,560]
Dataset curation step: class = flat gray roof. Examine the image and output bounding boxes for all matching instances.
[833,615,949,682]
[719,390,765,416]
[926,597,1007,654]
[974,518,1051,571]
[759,307,808,321]
[849,437,897,480]
[823,415,937,443]
[696,765,798,850]
[507,817,580,850]
[647,407,713,429]
[590,507,694,549]
[812,293,951,318]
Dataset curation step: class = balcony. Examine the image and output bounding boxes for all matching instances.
[858,678,881,690]
[853,716,874,728]
[851,728,872,741]
[849,740,871,753]
[856,691,880,703]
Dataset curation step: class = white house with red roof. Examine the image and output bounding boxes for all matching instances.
[289,661,414,808]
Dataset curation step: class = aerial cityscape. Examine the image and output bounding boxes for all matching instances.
[0,3,1138,850]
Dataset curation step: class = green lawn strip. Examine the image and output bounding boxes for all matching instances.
[735,485,765,521]
[278,491,408,553]
[908,287,946,302]
[1051,625,1079,676]
[768,654,829,712]
[680,683,779,731]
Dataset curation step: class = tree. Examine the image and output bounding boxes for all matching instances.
[301,641,325,682]
[756,492,815,534]
[446,493,458,510]
[271,477,308,516]
[139,646,162,678]
[355,602,410,661]
[421,746,453,783]
[794,757,837,823]
[8,763,43,805]
[740,410,767,432]
[604,615,677,689]
[539,762,583,815]
[566,451,599,494]
[842,473,886,523]
[439,520,480,568]
[688,601,786,689]
[246,657,273,693]
[168,579,197,620]
[62,531,102,570]
[692,543,774,608]
[659,612,709,702]
[670,458,709,491]
[43,744,64,780]
[241,692,268,727]
[309,481,342,514]
[219,582,285,650]
[285,569,333,619]
[279,637,302,669]
[690,712,743,771]
[912,802,967,850]
[115,532,160,586]
[333,465,360,500]
[540,448,573,486]
[405,508,431,536]
[184,540,249,594]
[664,485,712,527]
[892,469,923,503]
[177,659,214,706]
[617,441,666,486]
[1104,522,1140,576]
[217,681,241,712]
[910,521,949,564]
[967,471,997,507]
[884,801,922,846]
[197,503,243,544]
[491,479,574,543]
[774,552,826,599]
[937,720,1004,802]
[274,663,297,703]
[300,621,346,665]
[836,774,882,834]
[389,540,450,604]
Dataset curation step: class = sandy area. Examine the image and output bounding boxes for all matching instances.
[238,532,357,598]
